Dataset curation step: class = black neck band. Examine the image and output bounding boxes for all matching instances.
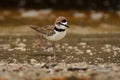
[54,27,65,32]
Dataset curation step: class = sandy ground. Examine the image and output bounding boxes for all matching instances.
[0,32,120,80]
[0,62,119,80]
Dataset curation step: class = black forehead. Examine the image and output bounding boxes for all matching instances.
[61,19,66,22]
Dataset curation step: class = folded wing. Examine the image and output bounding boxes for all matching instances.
[29,25,55,36]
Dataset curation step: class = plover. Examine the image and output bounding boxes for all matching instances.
[29,16,69,61]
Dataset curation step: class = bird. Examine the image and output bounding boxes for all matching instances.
[29,16,69,61]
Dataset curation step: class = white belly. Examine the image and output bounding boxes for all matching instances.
[44,31,66,41]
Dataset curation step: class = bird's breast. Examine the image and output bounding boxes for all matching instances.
[44,31,66,41]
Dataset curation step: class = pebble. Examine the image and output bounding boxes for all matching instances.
[8,48,14,51]
[0,44,11,49]
[14,47,26,51]
[46,47,53,52]
[55,44,60,48]
[76,50,84,54]
[86,50,91,53]
[15,38,21,44]
[63,43,69,47]
[112,46,120,51]
[105,44,111,48]
[67,46,73,49]
[41,63,57,69]
[30,58,38,64]
[47,56,53,61]
[17,43,26,48]
[78,42,87,46]
[22,39,27,42]
[113,51,118,57]
[103,48,111,52]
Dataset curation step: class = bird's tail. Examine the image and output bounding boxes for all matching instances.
[29,25,40,32]
[29,25,38,29]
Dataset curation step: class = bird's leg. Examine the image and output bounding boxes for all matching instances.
[34,35,44,48]
[52,41,57,62]
[38,35,44,47]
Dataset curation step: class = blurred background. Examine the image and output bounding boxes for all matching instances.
[0,0,120,35]
[0,0,120,10]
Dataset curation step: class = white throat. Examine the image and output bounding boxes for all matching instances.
[55,24,67,30]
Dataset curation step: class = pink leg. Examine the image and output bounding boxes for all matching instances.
[38,35,43,47]
[52,41,57,62]
[32,35,44,49]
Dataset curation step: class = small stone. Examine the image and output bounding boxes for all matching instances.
[112,46,120,51]
[105,44,111,48]
[86,49,91,53]
[18,43,26,48]
[15,47,26,51]
[113,51,118,57]
[0,44,11,49]
[112,66,120,71]
[55,44,60,48]
[15,38,21,44]
[89,52,93,55]
[41,63,46,68]
[61,45,65,49]
[78,42,87,46]
[68,46,73,49]
[47,56,53,61]
[47,42,52,46]
[46,47,53,52]
[8,49,14,51]
[63,43,69,46]
[15,43,26,51]
[73,46,78,50]
[30,58,38,64]
[23,39,27,42]
[103,48,111,52]
[76,51,84,54]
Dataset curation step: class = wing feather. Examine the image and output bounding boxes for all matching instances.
[29,25,55,36]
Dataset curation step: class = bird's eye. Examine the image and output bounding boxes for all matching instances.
[62,20,66,22]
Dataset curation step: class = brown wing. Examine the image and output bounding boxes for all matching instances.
[29,25,55,36]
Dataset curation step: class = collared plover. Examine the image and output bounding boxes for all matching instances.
[29,16,69,61]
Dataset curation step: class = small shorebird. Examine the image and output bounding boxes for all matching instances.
[29,16,69,61]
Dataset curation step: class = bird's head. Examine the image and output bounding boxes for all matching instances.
[55,16,69,29]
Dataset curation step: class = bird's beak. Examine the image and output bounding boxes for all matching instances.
[65,24,69,28]
[59,22,69,28]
